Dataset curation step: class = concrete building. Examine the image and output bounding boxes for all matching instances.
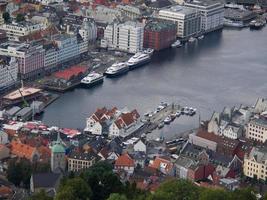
[0,21,42,41]
[102,21,144,53]
[53,34,79,64]
[0,57,18,91]
[222,124,242,139]
[144,19,177,51]
[43,42,58,72]
[246,118,267,143]
[184,0,224,33]
[0,42,45,79]
[158,5,201,38]
[244,147,267,181]
[68,151,98,172]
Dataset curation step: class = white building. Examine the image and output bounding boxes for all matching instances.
[43,43,58,72]
[102,21,144,53]
[133,140,146,153]
[117,5,141,20]
[246,118,267,143]
[158,5,201,38]
[0,21,43,41]
[0,57,18,91]
[0,130,9,144]
[78,18,97,42]
[37,0,63,5]
[222,124,242,139]
[184,0,224,33]
[86,5,122,24]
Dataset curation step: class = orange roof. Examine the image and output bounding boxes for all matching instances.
[115,153,134,167]
[54,66,87,81]
[0,186,12,197]
[10,141,36,160]
[37,146,51,162]
[149,157,173,173]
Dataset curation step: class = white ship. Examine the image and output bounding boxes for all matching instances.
[81,72,104,87]
[224,19,244,28]
[105,62,129,77]
[127,52,151,69]
[143,48,154,56]
[188,37,197,42]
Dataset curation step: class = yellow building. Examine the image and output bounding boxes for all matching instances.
[246,118,267,143]
[243,147,267,181]
[68,151,98,172]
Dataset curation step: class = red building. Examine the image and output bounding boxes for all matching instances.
[143,19,177,51]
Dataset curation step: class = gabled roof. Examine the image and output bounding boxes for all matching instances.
[32,173,61,188]
[115,153,134,167]
[10,141,36,160]
[148,157,173,173]
[114,109,140,129]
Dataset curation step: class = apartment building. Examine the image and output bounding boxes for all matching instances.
[53,34,79,64]
[0,57,18,91]
[43,42,58,72]
[78,18,97,42]
[0,21,42,41]
[102,21,144,53]
[246,118,267,143]
[68,151,98,172]
[243,147,267,181]
[0,42,45,79]
[117,5,141,20]
[184,0,224,33]
[158,5,201,38]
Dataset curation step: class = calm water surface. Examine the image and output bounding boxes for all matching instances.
[41,27,267,139]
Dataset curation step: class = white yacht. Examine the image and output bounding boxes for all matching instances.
[171,40,182,48]
[81,72,104,87]
[105,62,129,77]
[198,35,204,40]
[127,52,151,69]
[224,19,244,28]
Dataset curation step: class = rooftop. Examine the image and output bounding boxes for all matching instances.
[3,87,42,100]
[145,19,176,31]
[184,0,222,7]
[162,5,198,15]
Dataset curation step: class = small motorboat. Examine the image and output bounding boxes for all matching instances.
[170,113,176,121]
[188,37,196,42]
[198,35,204,40]
[164,116,172,124]
[158,122,164,129]
[176,111,181,117]
[171,40,182,48]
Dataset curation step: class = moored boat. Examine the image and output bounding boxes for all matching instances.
[143,48,154,56]
[127,52,151,70]
[81,72,104,87]
[188,37,196,42]
[171,40,182,48]
[105,62,129,77]
[198,35,204,40]
[164,116,172,124]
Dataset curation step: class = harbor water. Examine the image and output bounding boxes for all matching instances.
[41,27,267,140]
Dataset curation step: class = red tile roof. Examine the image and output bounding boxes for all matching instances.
[115,153,134,167]
[10,141,36,160]
[148,157,173,173]
[54,66,87,81]
[114,109,140,129]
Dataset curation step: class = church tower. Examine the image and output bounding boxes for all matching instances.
[51,132,66,173]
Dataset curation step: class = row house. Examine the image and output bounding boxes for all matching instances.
[0,42,45,79]
[0,21,42,41]
[84,107,118,135]
[10,140,40,162]
[114,153,135,175]
[43,42,58,72]
[0,56,18,91]
[148,156,175,176]
[109,109,140,138]
[243,147,267,181]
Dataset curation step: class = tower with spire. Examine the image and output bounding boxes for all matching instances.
[51,132,66,173]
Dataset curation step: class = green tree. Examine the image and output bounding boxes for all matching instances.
[230,188,257,200]
[16,13,25,22]
[107,193,127,200]
[28,189,53,200]
[7,158,32,187]
[2,12,10,23]
[149,179,200,200]
[55,177,92,200]
[80,161,123,200]
[199,188,229,200]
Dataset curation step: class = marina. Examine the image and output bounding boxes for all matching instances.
[41,27,267,139]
